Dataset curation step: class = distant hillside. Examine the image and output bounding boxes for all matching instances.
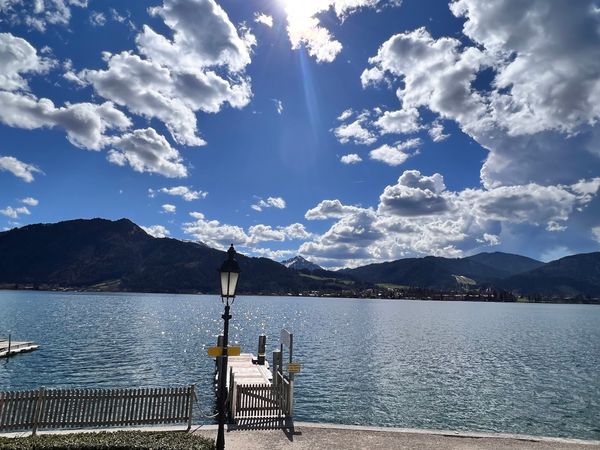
[281,256,322,271]
[339,253,534,289]
[500,252,600,297]
[1,219,598,298]
[0,218,336,294]
[464,252,544,278]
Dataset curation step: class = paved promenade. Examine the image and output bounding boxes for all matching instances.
[193,422,600,450]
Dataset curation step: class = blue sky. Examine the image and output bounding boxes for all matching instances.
[1,0,599,268]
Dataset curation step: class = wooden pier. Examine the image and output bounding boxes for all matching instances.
[0,335,39,358]
[212,331,297,427]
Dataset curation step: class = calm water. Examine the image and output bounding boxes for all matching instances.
[0,291,599,439]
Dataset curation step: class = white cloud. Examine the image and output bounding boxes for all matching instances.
[183,214,251,248]
[182,212,311,249]
[0,91,131,151]
[89,11,106,26]
[141,224,170,238]
[305,199,366,220]
[273,99,283,114]
[333,114,377,145]
[0,0,88,31]
[360,3,600,188]
[337,109,353,121]
[592,226,600,243]
[161,203,176,214]
[375,108,421,135]
[0,156,43,182]
[369,138,420,166]
[428,120,449,142]
[251,196,286,212]
[0,206,30,219]
[283,0,400,63]
[150,186,207,201]
[0,33,54,91]
[299,171,600,267]
[254,12,273,28]
[20,197,38,206]
[82,0,254,147]
[107,128,188,178]
[340,153,362,164]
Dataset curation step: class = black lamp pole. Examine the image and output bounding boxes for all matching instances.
[216,244,240,450]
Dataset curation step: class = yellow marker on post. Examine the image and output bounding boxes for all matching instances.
[287,362,301,373]
[207,346,241,357]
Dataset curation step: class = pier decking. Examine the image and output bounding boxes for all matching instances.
[0,338,39,358]
[225,354,272,386]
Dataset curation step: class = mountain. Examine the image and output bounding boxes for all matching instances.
[1,219,598,298]
[281,256,322,271]
[339,253,535,289]
[500,252,600,297]
[0,218,337,294]
[464,252,544,277]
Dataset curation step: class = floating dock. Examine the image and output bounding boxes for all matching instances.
[0,336,39,358]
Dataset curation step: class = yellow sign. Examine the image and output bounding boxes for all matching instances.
[207,346,241,357]
[287,362,301,373]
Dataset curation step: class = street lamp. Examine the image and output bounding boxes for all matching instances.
[216,244,240,450]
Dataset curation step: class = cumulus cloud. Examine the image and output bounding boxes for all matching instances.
[0,206,30,219]
[254,12,273,28]
[305,199,365,220]
[332,113,377,145]
[107,128,188,178]
[0,0,88,31]
[369,138,420,166]
[375,108,421,135]
[428,120,449,142]
[0,155,43,182]
[161,204,176,214]
[340,153,362,164]
[299,171,600,267]
[379,170,448,216]
[0,33,54,91]
[81,0,254,147]
[360,2,600,188]
[251,196,286,212]
[149,186,207,201]
[0,91,131,150]
[21,197,38,206]
[182,212,311,249]
[141,224,170,238]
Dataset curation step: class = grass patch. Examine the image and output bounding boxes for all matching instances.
[299,274,354,285]
[0,431,215,450]
[376,283,408,289]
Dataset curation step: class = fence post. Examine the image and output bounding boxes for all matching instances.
[32,386,45,435]
[272,350,281,388]
[187,385,195,431]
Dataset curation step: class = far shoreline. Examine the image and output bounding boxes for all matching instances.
[1,287,598,305]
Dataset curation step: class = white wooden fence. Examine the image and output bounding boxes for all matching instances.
[0,386,195,434]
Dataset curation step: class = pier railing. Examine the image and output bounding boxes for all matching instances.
[0,385,195,434]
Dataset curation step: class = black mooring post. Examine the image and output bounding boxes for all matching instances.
[257,334,266,365]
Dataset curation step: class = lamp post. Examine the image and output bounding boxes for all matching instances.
[216,244,240,450]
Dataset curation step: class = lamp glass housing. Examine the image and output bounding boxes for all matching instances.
[220,271,239,298]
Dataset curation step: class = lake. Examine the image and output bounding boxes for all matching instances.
[0,291,599,440]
